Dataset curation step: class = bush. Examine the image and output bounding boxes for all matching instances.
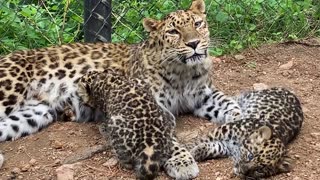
[0,0,319,55]
[0,0,83,54]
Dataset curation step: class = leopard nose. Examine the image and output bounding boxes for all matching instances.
[185,40,200,49]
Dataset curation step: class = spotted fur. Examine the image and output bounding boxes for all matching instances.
[0,0,241,171]
[77,69,198,179]
[185,87,304,179]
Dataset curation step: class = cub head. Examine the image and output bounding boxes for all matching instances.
[143,0,210,66]
[234,126,293,179]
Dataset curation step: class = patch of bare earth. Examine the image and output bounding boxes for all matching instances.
[1,39,320,179]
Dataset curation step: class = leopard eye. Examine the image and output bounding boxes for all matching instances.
[195,20,203,28]
[247,153,254,161]
[166,29,179,35]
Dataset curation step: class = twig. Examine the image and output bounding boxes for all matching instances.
[281,39,320,47]
[61,0,71,43]
[85,164,108,173]
[63,144,108,164]
[40,0,61,44]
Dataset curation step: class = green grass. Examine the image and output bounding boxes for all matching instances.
[0,0,319,55]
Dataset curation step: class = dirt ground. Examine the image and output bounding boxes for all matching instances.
[1,40,320,180]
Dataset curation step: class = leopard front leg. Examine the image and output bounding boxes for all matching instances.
[193,86,242,124]
[185,139,231,162]
[164,139,199,180]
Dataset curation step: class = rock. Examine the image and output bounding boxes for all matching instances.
[18,175,24,179]
[234,54,245,60]
[11,167,21,174]
[52,141,64,149]
[54,159,61,165]
[21,164,31,172]
[102,157,118,167]
[310,132,320,138]
[212,57,222,63]
[56,162,82,180]
[279,60,293,70]
[253,83,269,90]
[292,177,301,180]
[29,158,37,166]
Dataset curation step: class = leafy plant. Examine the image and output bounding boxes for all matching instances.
[0,0,319,56]
[0,0,83,54]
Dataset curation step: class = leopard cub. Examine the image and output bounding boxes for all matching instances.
[77,69,198,180]
[185,87,304,179]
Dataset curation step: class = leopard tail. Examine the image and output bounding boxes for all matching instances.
[134,145,164,180]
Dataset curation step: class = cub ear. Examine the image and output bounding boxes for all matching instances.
[258,126,272,140]
[189,0,206,14]
[143,18,162,32]
[276,155,294,173]
[249,126,272,143]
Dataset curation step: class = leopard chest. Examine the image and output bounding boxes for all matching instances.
[152,78,207,115]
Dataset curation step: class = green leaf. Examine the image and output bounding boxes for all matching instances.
[215,11,229,22]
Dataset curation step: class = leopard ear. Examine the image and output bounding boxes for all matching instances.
[189,0,206,14]
[143,18,161,32]
[276,155,293,173]
[258,126,272,140]
[249,126,272,143]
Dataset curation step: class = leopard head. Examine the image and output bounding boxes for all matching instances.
[142,0,210,66]
[234,126,293,179]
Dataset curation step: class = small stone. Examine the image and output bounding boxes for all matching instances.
[102,157,118,167]
[279,60,293,70]
[310,132,320,138]
[54,159,61,165]
[29,158,37,165]
[11,167,21,174]
[56,163,82,180]
[281,71,289,76]
[294,154,300,159]
[292,177,301,180]
[21,164,31,172]
[253,83,269,90]
[204,123,214,127]
[212,57,222,63]
[52,141,63,149]
[18,175,24,179]
[234,54,245,60]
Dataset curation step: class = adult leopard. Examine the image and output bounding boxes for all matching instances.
[0,0,240,143]
[0,0,241,171]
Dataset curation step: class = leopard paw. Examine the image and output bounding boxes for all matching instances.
[61,106,76,121]
[225,108,242,123]
[164,150,199,180]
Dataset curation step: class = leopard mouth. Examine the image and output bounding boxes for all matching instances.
[182,52,207,65]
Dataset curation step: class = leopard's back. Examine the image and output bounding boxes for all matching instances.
[78,70,175,179]
[0,42,136,141]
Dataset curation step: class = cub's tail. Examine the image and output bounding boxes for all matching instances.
[134,145,165,180]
